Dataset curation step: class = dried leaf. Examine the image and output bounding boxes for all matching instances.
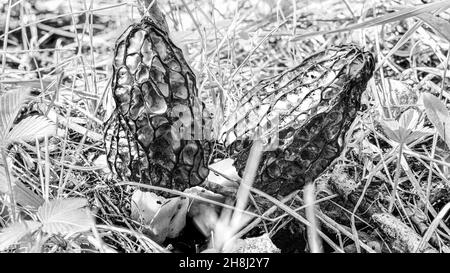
[156,196,189,239]
[185,186,225,236]
[233,233,280,253]
[131,190,188,243]
[292,1,450,41]
[386,79,417,105]
[207,158,240,187]
[416,13,450,42]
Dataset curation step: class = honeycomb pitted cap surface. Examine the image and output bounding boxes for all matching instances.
[223,45,375,197]
[104,17,213,192]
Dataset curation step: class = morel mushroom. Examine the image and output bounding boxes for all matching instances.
[104,17,212,192]
[221,45,375,197]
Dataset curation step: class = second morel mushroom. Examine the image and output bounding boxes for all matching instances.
[221,45,375,198]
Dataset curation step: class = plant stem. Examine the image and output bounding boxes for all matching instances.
[389,143,404,213]
[1,148,17,222]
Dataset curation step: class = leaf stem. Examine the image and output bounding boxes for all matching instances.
[389,142,403,213]
[1,148,17,222]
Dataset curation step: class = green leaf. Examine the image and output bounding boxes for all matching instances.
[37,198,94,235]
[12,180,45,209]
[380,119,402,143]
[0,221,41,251]
[6,116,56,144]
[0,88,32,146]
[422,93,450,148]
[0,164,11,194]
[0,159,44,209]
[403,128,434,145]
[399,108,421,131]
[379,108,429,145]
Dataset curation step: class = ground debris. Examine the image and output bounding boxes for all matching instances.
[233,233,280,253]
[372,213,439,253]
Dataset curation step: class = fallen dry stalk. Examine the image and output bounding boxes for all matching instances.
[372,213,439,253]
